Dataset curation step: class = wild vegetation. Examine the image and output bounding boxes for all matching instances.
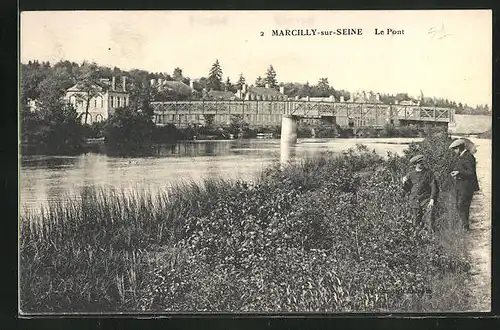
[20,132,472,313]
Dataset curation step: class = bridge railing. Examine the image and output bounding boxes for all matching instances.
[150,100,454,126]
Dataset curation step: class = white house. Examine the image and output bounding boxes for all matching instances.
[65,76,130,124]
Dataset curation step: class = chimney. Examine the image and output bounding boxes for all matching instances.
[279,86,285,94]
[112,76,116,91]
[122,76,127,92]
[150,79,156,87]
[189,80,194,89]
[265,83,270,89]
[340,96,345,102]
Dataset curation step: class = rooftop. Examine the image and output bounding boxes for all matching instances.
[161,80,193,95]
[207,90,240,100]
[248,86,284,96]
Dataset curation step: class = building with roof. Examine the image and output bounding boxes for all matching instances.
[65,76,129,124]
[150,78,194,96]
[351,90,383,103]
[236,83,287,101]
[207,90,240,100]
[298,96,336,102]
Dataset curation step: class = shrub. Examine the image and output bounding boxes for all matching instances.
[103,107,156,155]
[379,123,398,137]
[82,121,106,139]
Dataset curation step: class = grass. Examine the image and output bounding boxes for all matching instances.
[19,133,473,313]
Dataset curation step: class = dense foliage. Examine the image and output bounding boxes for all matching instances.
[103,107,156,155]
[20,133,472,313]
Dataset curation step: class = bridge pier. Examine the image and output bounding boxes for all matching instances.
[280,115,298,144]
[280,115,298,169]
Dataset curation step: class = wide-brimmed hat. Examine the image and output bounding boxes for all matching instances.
[449,139,465,149]
[409,154,424,164]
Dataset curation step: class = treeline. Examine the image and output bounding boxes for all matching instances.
[22,59,490,108]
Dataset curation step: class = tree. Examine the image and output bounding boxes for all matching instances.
[36,72,68,112]
[312,78,332,97]
[208,59,223,91]
[229,114,249,137]
[20,62,51,104]
[74,62,107,124]
[317,78,329,91]
[265,65,278,88]
[103,106,156,155]
[255,76,265,87]
[127,69,155,116]
[236,73,246,90]
[173,67,183,81]
[225,77,237,93]
[196,77,209,92]
[297,82,312,97]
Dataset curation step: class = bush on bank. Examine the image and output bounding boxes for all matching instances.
[19,132,471,313]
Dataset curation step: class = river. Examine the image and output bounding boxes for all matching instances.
[20,137,421,213]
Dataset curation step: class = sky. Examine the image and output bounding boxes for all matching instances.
[21,10,492,107]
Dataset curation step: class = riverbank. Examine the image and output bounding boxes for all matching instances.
[19,132,478,313]
[465,137,491,311]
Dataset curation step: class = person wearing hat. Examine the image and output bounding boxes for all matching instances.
[449,138,479,230]
[402,154,439,231]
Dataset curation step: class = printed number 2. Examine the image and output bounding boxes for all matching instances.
[260,31,264,36]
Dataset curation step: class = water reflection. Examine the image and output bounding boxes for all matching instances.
[20,156,82,169]
[280,142,297,169]
[20,138,419,212]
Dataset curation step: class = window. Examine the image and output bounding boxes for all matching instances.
[111,96,114,108]
[94,99,97,107]
[117,97,121,108]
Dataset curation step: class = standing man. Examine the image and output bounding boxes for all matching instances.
[449,139,480,230]
[402,154,439,231]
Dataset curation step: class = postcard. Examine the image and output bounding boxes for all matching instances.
[19,10,492,315]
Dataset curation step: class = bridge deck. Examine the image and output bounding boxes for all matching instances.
[151,100,454,127]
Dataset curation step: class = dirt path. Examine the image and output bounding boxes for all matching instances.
[465,137,491,311]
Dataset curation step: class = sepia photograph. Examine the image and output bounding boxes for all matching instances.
[19,10,492,314]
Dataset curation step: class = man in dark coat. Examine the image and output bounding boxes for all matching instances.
[449,139,480,230]
[402,154,439,231]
